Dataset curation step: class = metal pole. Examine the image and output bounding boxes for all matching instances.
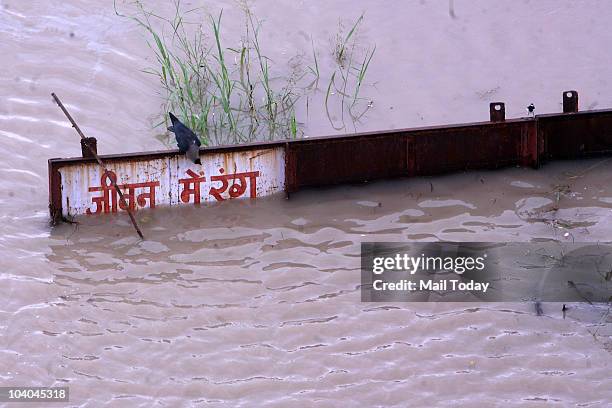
[51,93,145,239]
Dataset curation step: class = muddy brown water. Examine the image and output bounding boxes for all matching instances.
[1,1,611,406]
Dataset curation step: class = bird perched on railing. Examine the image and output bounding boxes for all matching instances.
[168,112,201,164]
[527,103,535,117]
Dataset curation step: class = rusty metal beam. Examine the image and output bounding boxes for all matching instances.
[285,118,538,192]
[48,159,63,224]
[48,91,612,222]
[538,109,612,160]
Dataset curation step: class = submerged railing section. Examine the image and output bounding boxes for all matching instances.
[48,91,612,222]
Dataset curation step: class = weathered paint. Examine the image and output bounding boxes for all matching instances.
[57,147,285,217]
[49,92,612,222]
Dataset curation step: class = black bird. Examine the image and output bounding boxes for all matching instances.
[527,103,535,117]
[168,112,201,164]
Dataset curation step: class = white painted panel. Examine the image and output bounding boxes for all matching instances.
[58,147,285,216]
[170,147,285,205]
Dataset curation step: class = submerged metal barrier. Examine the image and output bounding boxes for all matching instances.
[48,91,612,222]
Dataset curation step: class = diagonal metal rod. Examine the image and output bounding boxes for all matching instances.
[51,92,145,239]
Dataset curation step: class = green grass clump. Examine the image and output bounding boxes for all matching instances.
[114,1,375,145]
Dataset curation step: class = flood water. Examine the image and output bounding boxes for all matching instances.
[1,0,611,406]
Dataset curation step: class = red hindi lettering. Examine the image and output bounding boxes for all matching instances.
[209,168,259,201]
[178,169,206,204]
[86,170,159,215]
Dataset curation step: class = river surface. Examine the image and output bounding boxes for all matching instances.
[1,1,611,407]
